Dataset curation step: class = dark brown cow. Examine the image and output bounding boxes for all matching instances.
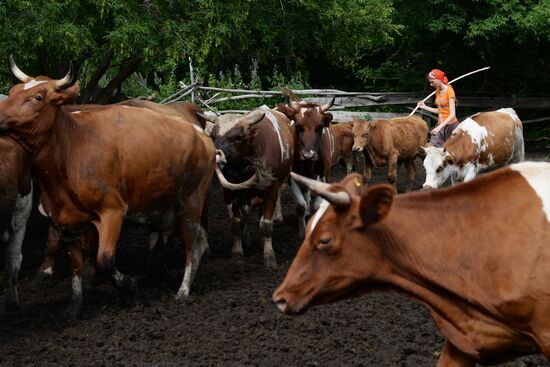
[0,57,215,318]
[319,122,354,181]
[0,136,32,309]
[273,162,550,366]
[352,116,428,192]
[206,106,294,268]
[277,97,335,238]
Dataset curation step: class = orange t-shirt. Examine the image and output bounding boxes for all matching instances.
[435,85,458,125]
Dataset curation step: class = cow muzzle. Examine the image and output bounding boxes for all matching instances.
[422,184,434,191]
[352,146,363,152]
[301,150,317,161]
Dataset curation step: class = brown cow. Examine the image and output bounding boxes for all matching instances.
[422,108,524,189]
[206,106,294,268]
[0,136,32,309]
[273,162,550,366]
[117,99,211,130]
[0,57,215,318]
[352,115,428,192]
[319,122,354,181]
[277,97,336,238]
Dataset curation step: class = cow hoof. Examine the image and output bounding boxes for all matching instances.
[264,257,278,270]
[31,271,55,288]
[64,303,82,322]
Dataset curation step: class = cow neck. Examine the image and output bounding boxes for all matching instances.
[32,108,80,187]
[362,172,527,348]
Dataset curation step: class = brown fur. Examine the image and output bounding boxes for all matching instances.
[117,99,208,129]
[319,123,354,181]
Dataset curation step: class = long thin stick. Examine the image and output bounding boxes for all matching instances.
[409,67,490,116]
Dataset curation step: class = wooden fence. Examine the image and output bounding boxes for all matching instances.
[160,83,550,125]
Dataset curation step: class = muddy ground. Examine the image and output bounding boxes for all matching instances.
[1,147,549,367]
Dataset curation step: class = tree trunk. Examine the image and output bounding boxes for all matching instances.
[95,57,142,104]
[78,49,114,104]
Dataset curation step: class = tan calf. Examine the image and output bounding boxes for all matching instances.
[352,116,428,192]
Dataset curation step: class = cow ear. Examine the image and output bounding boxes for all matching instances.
[276,103,295,120]
[358,184,394,227]
[50,82,80,106]
[323,112,333,127]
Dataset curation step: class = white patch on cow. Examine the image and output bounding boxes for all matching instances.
[510,162,550,222]
[265,110,286,162]
[72,275,82,298]
[456,117,488,153]
[71,111,82,115]
[422,146,456,189]
[309,199,329,234]
[217,114,243,136]
[496,108,521,123]
[38,203,51,217]
[43,267,54,275]
[23,79,47,90]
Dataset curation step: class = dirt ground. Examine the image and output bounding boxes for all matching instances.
[1,147,549,367]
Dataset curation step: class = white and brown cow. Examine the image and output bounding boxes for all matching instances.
[422,108,524,189]
[352,115,428,192]
[274,162,550,366]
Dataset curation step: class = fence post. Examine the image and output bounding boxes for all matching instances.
[189,57,195,103]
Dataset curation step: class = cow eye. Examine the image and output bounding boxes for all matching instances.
[35,95,43,101]
[436,166,443,174]
[317,236,333,250]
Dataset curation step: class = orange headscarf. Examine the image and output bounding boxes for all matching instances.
[428,69,449,84]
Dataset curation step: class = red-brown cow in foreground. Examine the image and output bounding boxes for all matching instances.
[0,57,215,318]
[352,116,428,192]
[273,162,550,366]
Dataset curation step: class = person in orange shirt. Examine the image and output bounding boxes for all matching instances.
[416,69,458,147]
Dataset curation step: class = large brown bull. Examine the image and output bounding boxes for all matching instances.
[352,115,428,192]
[205,107,294,268]
[274,162,550,366]
[0,57,215,318]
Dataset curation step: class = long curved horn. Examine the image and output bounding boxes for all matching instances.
[9,55,31,83]
[320,96,335,113]
[243,111,265,126]
[197,112,217,123]
[215,166,258,190]
[290,172,350,208]
[55,62,77,90]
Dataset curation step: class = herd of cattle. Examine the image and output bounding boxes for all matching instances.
[1,58,549,366]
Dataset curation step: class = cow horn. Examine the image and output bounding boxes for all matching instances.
[290,172,350,208]
[197,112,217,123]
[9,55,31,83]
[320,96,335,113]
[215,166,258,190]
[54,62,77,90]
[243,111,265,126]
[289,100,301,113]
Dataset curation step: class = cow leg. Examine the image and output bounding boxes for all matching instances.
[273,193,284,223]
[93,209,124,272]
[387,149,399,193]
[261,185,280,269]
[175,192,210,299]
[404,158,416,192]
[228,203,244,258]
[436,341,475,367]
[65,241,85,321]
[34,224,60,286]
[5,190,33,309]
[290,177,309,239]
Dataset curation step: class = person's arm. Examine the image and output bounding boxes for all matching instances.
[417,100,439,114]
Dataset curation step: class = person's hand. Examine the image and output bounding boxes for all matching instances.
[417,101,425,109]
[431,125,441,135]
